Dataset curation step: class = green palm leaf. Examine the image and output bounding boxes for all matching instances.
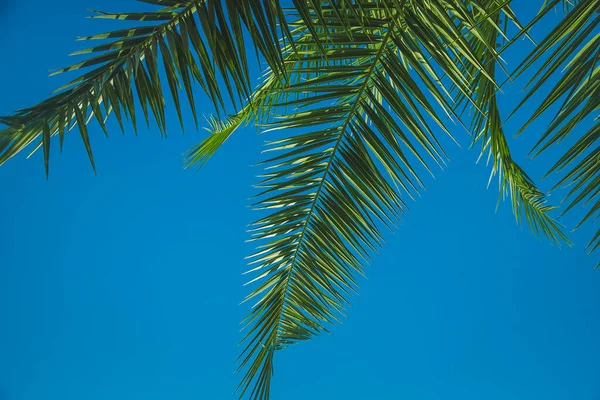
[0,0,290,177]
[511,0,599,266]
[464,0,569,244]
[235,1,536,398]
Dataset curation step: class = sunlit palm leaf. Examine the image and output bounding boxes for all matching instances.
[235,1,531,398]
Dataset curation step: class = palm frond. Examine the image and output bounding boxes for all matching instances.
[236,1,525,398]
[511,0,599,265]
[463,1,570,245]
[0,0,289,177]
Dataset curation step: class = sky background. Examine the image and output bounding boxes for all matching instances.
[0,1,599,399]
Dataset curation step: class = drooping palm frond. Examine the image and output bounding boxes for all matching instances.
[0,0,291,177]
[462,0,570,244]
[476,96,571,243]
[236,1,527,398]
[511,0,599,265]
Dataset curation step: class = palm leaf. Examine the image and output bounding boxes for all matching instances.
[236,1,528,398]
[463,0,570,245]
[511,0,599,266]
[0,0,290,177]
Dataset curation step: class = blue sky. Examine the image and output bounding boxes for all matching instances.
[0,1,598,399]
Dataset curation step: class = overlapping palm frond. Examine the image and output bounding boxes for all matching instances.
[189,1,567,245]
[511,0,599,265]
[236,1,529,398]
[0,0,291,177]
[189,0,571,247]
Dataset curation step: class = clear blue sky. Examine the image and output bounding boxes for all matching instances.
[0,1,598,399]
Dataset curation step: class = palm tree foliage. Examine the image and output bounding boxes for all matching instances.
[0,0,290,175]
[0,0,598,398]
[512,0,600,259]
